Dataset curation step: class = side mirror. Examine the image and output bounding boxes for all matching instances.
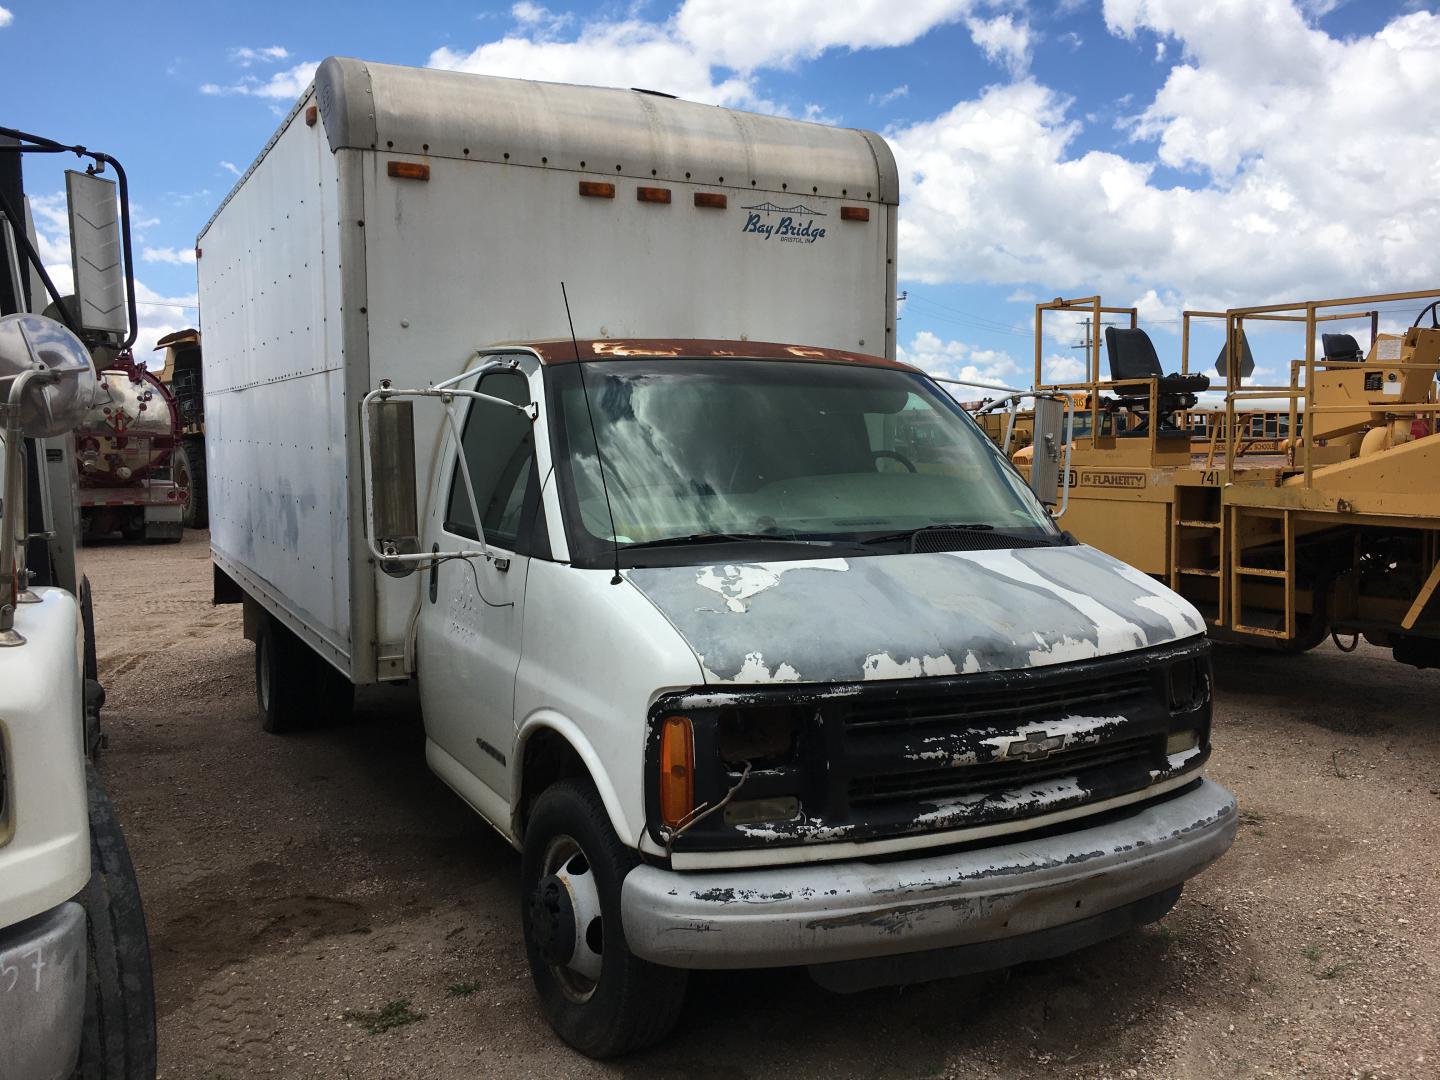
[367,398,420,575]
[1028,395,1065,505]
[65,170,128,337]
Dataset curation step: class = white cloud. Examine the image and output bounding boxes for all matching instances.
[894,4,1440,309]
[898,329,1022,387]
[201,60,319,100]
[142,246,197,266]
[229,45,290,66]
[219,160,242,177]
[0,7,13,28]
[965,14,1033,76]
[869,84,910,107]
[431,0,987,107]
[511,1,572,36]
[675,0,979,72]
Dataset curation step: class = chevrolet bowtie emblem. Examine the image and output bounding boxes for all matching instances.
[1000,731,1066,762]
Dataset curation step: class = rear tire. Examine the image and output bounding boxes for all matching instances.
[520,780,687,1058]
[73,766,157,1080]
[174,439,208,530]
[255,613,353,733]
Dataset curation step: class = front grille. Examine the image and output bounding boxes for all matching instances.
[848,734,1158,806]
[650,638,1212,853]
[840,668,1154,731]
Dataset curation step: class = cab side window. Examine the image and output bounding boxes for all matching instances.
[444,370,537,551]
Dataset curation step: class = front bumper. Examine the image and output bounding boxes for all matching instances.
[622,779,1235,979]
[0,902,87,1080]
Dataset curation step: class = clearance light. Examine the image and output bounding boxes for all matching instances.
[578,181,615,199]
[840,206,870,222]
[305,105,318,127]
[637,186,672,204]
[387,161,430,182]
[659,715,695,828]
[694,192,728,209]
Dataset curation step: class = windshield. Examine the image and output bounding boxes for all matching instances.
[548,358,1059,567]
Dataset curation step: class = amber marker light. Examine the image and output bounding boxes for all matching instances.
[636,186,672,204]
[578,180,616,198]
[387,161,431,181]
[693,192,728,209]
[840,206,870,222]
[659,715,696,828]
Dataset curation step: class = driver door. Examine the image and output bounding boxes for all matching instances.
[416,361,544,805]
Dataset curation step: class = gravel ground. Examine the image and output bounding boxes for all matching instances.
[86,531,1439,1080]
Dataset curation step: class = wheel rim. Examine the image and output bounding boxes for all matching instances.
[531,833,604,1003]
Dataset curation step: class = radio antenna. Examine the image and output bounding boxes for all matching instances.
[561,283,623,585]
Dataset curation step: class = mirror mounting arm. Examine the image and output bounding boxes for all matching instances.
[361,376,537,573]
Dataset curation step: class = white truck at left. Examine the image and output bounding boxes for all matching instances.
[0,126,156,1080]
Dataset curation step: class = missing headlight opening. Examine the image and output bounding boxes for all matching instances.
[718,708,800,766]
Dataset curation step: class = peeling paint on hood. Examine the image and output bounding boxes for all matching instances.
[625,545,1204,685]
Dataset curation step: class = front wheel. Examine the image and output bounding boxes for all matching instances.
[521,780,687,1058]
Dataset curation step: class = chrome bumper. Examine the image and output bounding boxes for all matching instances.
[0,901,87,1080]
[622,779,1235,980]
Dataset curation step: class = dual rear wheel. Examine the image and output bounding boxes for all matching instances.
[253,613,353,733]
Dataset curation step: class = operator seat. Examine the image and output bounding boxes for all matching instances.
[1322,333,1364,362]
[1104,326,1210,435]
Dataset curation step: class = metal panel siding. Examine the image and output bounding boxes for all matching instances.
[199,96,354,673]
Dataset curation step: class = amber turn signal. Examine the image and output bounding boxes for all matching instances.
[659,715,695,829]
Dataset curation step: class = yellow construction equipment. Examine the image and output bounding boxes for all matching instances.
[1013,290,1440,667]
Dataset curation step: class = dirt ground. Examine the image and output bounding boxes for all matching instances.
[86,530,1438,1080]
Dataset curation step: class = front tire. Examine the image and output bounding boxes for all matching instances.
[74,766,157,1079]
[521,780,687,1058]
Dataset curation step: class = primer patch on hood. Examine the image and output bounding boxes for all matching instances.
[625,545,1202,685]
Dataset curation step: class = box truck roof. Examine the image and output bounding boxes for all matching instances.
[312,57,898,199]
[511,338,918,371]
[203,57,898,240]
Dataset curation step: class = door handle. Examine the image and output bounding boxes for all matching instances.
[429,543,439,604]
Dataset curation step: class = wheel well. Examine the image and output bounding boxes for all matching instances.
[517,727,591,840]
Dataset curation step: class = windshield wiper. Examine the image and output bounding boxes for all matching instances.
[622,531,860,551]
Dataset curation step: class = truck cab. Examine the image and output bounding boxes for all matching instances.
[361,336,1236,1056]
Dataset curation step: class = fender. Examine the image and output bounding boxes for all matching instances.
[512,711,639,850]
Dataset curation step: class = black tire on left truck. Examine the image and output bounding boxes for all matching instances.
[73,765,157,1080]
[254,612,355,734]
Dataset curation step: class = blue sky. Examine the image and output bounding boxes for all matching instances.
[3,0,1437,390]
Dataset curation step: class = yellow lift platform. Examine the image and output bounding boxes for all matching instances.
[1017,289,1440,666]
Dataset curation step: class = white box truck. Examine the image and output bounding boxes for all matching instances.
[199,58,1236,1057]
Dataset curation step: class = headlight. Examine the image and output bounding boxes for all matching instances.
[1167,656,1211,713]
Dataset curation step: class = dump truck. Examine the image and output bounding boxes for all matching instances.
[199,58,1236,1057]
[154,328,206,529]
[0,127,156,1079]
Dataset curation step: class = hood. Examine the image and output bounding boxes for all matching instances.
[624,544,1203,685]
